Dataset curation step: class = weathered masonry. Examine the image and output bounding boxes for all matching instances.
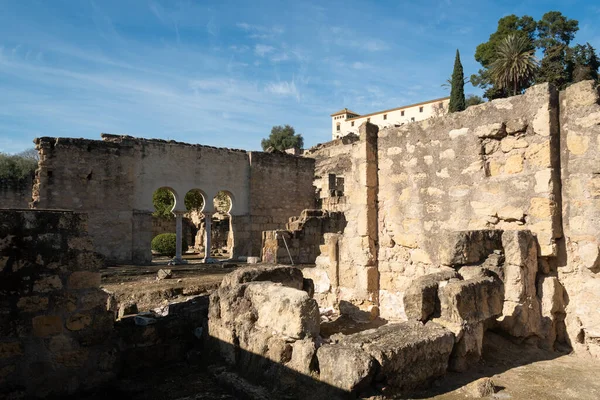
[31,135,314,264]
[296,81,600,359]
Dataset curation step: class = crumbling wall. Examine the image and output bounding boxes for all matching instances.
[0,176,33,209]
[0,210,115,398]
[32,135,315,263]
[261,210,346,265]
[559,80,600,358]
[304,134,358,212]
[376,83,561,320]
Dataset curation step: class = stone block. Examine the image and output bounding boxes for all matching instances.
[403,270,459,322]
[33,275,63,293]
[0,341,22,359]
[439,277,504,325]
[17,296,49,313]
[220,265,304,291]
[32,315,63,337]
[301,267,331,294]
[317,345,375,393]
[438,230,503,266]
[338,321,455,390]
[67,271,101,289]
[244,282,320,339]
[449,322,484,372]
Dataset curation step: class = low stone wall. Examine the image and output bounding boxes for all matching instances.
[0,209,212,398]
[0,210,115,398]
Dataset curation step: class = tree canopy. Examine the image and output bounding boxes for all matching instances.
[471,11,598,99]
[449,49,466,113]
[490,34,538,96]
[0,150,38,181]
[261,125,304,151]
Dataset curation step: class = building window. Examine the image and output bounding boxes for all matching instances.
[336,124,340,131]
[411,117,415,122]
[351,121,354,127]
[401,111,405,116]
[383,114,387,120]
[419,106,424,112]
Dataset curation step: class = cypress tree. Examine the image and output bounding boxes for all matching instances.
[449,49,466,112]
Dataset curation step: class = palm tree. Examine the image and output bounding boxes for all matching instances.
[490,34,538,96]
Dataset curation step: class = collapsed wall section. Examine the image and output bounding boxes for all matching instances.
[376,83,561,320]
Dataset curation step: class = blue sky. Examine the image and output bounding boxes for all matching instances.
[1,0,599,153]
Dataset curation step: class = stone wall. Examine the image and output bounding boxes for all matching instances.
[0,210,115,398]
[0,176,33,209]
[559,81,600,357]
[375,83,561,320]
[262,210,346,265]
[32,135,315,263]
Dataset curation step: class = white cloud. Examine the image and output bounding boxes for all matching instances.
[255,44,275,57]
[265,80,299,99]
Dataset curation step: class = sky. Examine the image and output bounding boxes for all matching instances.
[0,0,599,154]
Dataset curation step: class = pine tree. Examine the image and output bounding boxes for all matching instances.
[449,49,466,113]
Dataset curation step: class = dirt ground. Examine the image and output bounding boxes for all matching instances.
[100,255,239,311]
[76,332,600,400]
[96,260,600,400]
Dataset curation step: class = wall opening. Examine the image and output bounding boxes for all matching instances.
[211,190,233,259]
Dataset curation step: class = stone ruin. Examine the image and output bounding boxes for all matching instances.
[1,80,600,398]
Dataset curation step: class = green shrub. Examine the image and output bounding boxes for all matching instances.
[151,233,188,257]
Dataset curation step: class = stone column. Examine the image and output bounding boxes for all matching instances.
[173,211,184,263]
[204,212,213,263]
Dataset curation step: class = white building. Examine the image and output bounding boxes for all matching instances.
[331,97,450,140]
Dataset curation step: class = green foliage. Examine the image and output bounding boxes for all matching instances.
[490,34,538,96]
[536,11,579,49]
[151,233,188,257]
[261,125,304,151]
[466,94,484,107]
[449,50,466,113]
[185,190,204,212]
[214,191,232,213]
[153,188,175,219]
[0,151,38,181]
[472,11,597,98]
[570,43,600,83]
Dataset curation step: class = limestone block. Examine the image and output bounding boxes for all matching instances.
[220,265,304,291]
[0,342,22,359]
[17,296,49,313]
[502,230,537,268]
[538,276,565,317]
[438,230,503,266]
[504,154,524,174]
[449,322,484,372]
[497,206,524,222]
[302,267,331,294]
[410,248,432,264]
[506,118,527,134]
[567,134,591,155]
[438,277,504,324]
[317,345,375,393]
[403,270,459,322]
[525,142,551,168]
[338,321,455,390]
[475,123,504,139]
[68,271,101,289]
[32,315,63,337]
[578,241,600,272]
[33,275,63,293]
[529,197,556,219]
[286,339,316,376]
[449,128,469,139]
[532,105,550,136]
[565,80,598,106]
[244,282,320,339]
[534,169,553,193]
